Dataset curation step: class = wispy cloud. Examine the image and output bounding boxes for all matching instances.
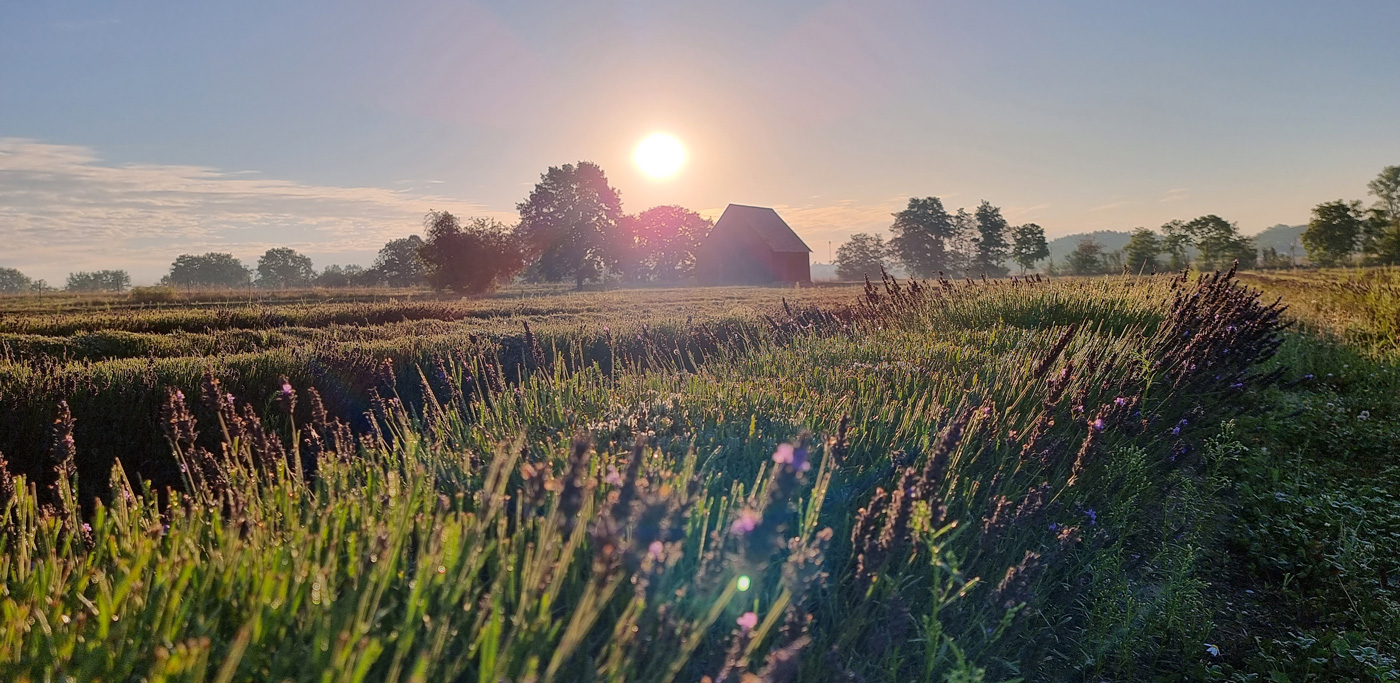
[0,139,510,282]
[1159,188,1190,203]
[1088,201,1126,213]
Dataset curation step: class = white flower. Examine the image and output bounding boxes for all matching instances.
[1205,643,1220,657]
[1358,410,1370,420]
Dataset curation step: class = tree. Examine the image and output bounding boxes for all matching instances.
[417,211,526,294]
[1009,223,1049,274]
[1160,220,1193,270]
[65,270,130,292]
[163,253,252,288]
[314,264,372,288]
[1365,166,1400,264]
[1368,165,1400,226]
[970,201,1010,277]
[1065,238,1108,276]
[373,235,427,287]
[0,267,35,293]
[1185,215,1254,270]
[618,205,712,282]
[887,197,960,278]
[1302,200,1365,267]
[516,161,624,288]
[1123,227,1162,273]
[835,233,888,281]
[256,248,315,289]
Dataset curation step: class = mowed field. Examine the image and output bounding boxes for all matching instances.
[1,272,1397,681]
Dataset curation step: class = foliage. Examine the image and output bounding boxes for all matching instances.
[1066,238,1110,275]
[970,200,1011,277]
[162,253,253,289]
[256,247,316,289]
[516,161,624,288]
[314,264,374,288]
[417,211,526,294]
[1302,200,1366,267]
[1187,215,1255,271]
[835,232,888,281]
[1010,223,1049,274]
[0,267,37,293]
[617,205,711,282]
[1367,165,1400,227]
[1124,227,1163,273]
[372,235,428,287]
[888,196,962,278]
[64,270,131,293]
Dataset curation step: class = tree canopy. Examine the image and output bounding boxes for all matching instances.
[417,211,526,294]
[1123,228,1162,273]
[373,235,428,287]
[65,270,130,293]
[1302,200,1365,267]
[1009,223,1049,274]
[0,268,39,293]
[970,201,1011,277]
[618,205,711,282]
[516,161,624,288]
[163,253,252,288]
[1065,238,1109,276]
[256,248,315,289]
[888,197,960,278]
[835,233,888,281]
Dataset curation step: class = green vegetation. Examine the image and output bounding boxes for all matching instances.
[0,267,1396,681]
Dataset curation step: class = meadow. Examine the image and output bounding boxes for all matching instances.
[0,270,1396,681]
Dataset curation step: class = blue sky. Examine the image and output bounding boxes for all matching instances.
[2,0,1398,283]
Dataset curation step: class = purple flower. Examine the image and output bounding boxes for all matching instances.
[1114,396,1127,407]
[730,510,759,535]
[771,443,810,472]
[1091,418,1105,432]
[604,465,623,486]
[1084,509,1097,525]
[648,541,665,559]
[737,612,758,631]
[280,382,293,396]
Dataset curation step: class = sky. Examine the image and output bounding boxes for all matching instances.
[2,1,1399,284]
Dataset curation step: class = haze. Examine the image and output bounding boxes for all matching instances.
[2,0,1398,283]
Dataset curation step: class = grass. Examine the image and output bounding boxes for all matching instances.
[0,270,1393,681]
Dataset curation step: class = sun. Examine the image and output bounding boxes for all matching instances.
[634,133,686,179]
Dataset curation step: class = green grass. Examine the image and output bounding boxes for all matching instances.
[0,271,1388,681]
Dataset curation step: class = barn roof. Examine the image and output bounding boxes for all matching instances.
[712,204,812,253]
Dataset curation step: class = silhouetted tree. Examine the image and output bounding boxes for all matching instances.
[163,253,252,288]
[618,205,711,282]
[888,197,960,278]
[64,270,130,293]
[971,201,1011,277]
[1065,238,1109,276]
[373,235,427,287]
[1161,220,1193,270]
[1364,166,1400,264]
[516,161,624,288]
[1123,227,1162,273]
[0,267,35,293]
[1302,200,1365,267]
[1009,223,1049,274]
[418,211,525,294]
[835,233,888,281]
[256,248,315,289]
[314,264,373,288]
[1186,215,1254,270]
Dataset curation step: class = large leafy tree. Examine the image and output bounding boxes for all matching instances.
[1123,227,1163,273]
[888,197,960,278]
[516,162,624,288]
[1302,200,1365,267]
[618,205,712,282]
[970,201,1011,277]
[1365,166,1400,264]
[373,235,427,287]
[256,248,315,289]
[1065,238,1109,276]
[835,233,888,281]
[1160,220,1193,271]
[1367,166,1400,226]
[0,267,35,293]
[162,253,252,288]
[1186,215,1254,270]
[65,270,130,292]
[1009,223,1049,274]
[315,264,374,288]
[417,211,526,294]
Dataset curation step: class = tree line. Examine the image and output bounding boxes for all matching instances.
[0,161,715,295]
[832,165,1400,279]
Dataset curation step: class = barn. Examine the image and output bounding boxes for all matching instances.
[695,204,812,285]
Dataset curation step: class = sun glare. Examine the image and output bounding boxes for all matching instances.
[634,133,686,179]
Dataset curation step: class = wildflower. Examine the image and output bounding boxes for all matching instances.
[648,541,665,559]
[736,611,758,632]
[730,509,759,535]
[1090,418,1105,432]
[604,465,623,486]
[771,443,810,472]
[1084,509,1097,525]
[1114,396,1127,407]
[1205,643,1220,657]
[1359,410,1370,421]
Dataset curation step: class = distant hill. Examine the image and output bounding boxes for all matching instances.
[1046,231,1133,267]
[1252,224,1306,258]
